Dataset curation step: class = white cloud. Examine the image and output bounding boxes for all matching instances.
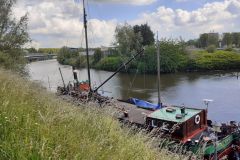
[89,0,156,5]
[14,0,117,48]
[131,0,240,40]
[13,0,240,48]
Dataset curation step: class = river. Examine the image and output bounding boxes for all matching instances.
[27,59,240,122]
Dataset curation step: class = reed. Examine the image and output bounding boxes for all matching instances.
[0,69,187,160]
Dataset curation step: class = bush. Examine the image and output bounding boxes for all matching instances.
[0,50,27,73]
[57,47,79,65]
[96,57,123,71]
[206,45,216,53]
[92,48,103,65]
[194,50,240,70]
[225,47,233,52]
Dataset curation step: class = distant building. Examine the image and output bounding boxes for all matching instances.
[100,46,117,56]
[79,49,95,56]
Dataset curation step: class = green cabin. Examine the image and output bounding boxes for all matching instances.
[146,106,207,142]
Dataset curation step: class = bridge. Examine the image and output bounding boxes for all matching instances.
[24,54,57,62]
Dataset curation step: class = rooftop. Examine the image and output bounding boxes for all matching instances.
[147,106,202,123]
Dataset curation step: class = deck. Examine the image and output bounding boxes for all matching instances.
[114,101,154,126]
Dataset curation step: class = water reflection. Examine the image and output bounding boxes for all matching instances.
[27,60,240,122]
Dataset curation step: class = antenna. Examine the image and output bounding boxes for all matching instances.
[157,31,161,107]
[203,99,213,111]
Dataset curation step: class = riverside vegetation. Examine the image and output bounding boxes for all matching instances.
[57,23,240,74]
[0,69,190,160]
[57,41,240,74]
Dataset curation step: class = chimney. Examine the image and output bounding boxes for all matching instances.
[181,107,185,116]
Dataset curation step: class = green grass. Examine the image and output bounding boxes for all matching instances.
[0,69,182,160]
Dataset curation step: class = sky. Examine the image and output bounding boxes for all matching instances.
[14,0,240,48]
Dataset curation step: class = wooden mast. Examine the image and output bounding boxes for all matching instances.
[83,0,92,92]
[157,32,161,107]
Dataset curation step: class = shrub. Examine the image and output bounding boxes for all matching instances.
[194,50,240,70]
[206,45,216,53]
[92,48,103,65]
[96,57,123,71]
[225,47,233,52]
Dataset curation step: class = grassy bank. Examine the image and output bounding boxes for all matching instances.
[0,70,181,160]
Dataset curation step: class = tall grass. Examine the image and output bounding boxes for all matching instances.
[0,69,181,160]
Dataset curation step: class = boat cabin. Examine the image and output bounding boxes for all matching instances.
[146,106,207,143]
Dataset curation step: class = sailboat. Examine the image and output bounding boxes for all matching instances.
[126,34,162,110]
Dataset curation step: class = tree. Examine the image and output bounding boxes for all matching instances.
[57,46,79,65]
[133,24,154,46]
[0,0,30,72]
[27,47,37,53]
[232,32,240,47]
[0,0,29,51]
[93,48,103,64]
[207,33,219,47]
[115,23,143,56]
[206,45,216,53]
[186,39,198,47]
[199,33,208,48]
[222,33,233,47]
[142,39,188,73]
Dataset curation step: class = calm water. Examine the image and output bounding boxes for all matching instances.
[27,59,240,122]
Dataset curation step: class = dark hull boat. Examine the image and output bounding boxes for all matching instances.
[118,103,240,160]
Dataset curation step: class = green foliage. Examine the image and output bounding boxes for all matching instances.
[26,47,37,53]
[0,0,29,73]
[1,70,180,160]
[133,24,154,46]
[0,0,29,51]
[0,50,26,73]
[207,33,219,46]
[199,33,208,48]
[223,33,233,47]
[206,45,216,53]
[225,47,233,51]
[199,33,219,48]
[57,47,79,65]
[96,57,123,71]
[115,23,143,56]
[125,39,188,74]
[75,55,87,68]
[232,32,240,47]
[186,39,199,47]
[193,50,240,70]
[95,39,189,73]
[92,48,103,64]
[38,48,60,54]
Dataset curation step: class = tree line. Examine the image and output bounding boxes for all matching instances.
[187,32,240,48]
[58,23,240,73]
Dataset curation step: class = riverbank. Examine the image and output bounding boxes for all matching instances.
[58,46,240,74]
[0,69,182,159]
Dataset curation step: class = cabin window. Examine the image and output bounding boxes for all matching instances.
[151,119,157,127]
